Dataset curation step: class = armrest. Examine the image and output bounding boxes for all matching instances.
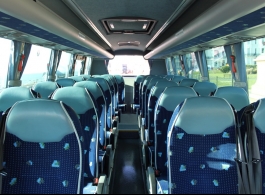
[146,166,156,194]
[97,174,109,194]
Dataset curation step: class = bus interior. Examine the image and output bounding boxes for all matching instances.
[0,0,265,194]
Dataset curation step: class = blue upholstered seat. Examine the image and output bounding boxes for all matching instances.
[213,86,249,111]
[167,96,238,194]
[154,86,197,193]
[192,81,217,96]
[51,87,99,192]
[2,99,85,194]
[32,81,59,98]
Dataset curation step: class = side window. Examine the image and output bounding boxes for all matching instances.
[74,60,82,76]
[245,38,265,103]
[0,38,12,91]
[205,46,229,87]
[56,51,71,78]
[21,45,51,87]
[185,53,200,80]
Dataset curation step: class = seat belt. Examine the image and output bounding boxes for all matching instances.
[243,104,262,194]
[235,108,250,194]
[0,111,8,194]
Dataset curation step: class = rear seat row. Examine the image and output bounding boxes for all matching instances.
[0,74,125,194]
[133,75,262,194]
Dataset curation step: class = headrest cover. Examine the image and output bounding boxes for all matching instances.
[87,78,109,91]
[174,96,235,134]
[179,79,199,87]
[172,76,186,83]
[158,86,197,111]
[6,99,76,142]
[69,76,84,82]
[0,87,35,111]
[56,78,75,87]
[153,81,178,98]
[32,81,58,98]
[52,87,94,114]
[253,98,265,133]
[214,86,249,110]
[193,82,217,96]
[74,81,103,99]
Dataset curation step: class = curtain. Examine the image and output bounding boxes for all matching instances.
[194,50,209,81]
[47,50,60,81]
[8,40,32,86]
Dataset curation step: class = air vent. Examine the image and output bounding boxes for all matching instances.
[118,41,140,46]
[101,17,156,35]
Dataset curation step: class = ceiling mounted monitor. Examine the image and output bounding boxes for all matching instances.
[101,17,157,35]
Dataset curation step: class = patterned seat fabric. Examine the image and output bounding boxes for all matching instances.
[167,96,238,194]
[133,75,145,105]
[154,86,197,193]
[51,87,98,191]
[32,81,59,99]
[2,99,85,194]
[87,77,113,131]
[114,75,125,105]
[144,77,161,128]
[74,81,107,150]
[146,80,178,145]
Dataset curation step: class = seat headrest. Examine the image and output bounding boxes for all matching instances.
[69,76,84,82]
[52,87,95,114]
[6,99,77,142]
[253,98,265,133]
[32,81,58,99]
[0,87,35,111]
[179,79,199,87]
[56,78,75,87]
[158,86,197,111]
[153,81,178,98]
[193,81,217,96]
[213,86,249,110]
[172,96,235,134]
[74,81,103,99]
[87,78,109,91]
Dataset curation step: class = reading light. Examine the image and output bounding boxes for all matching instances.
[110,23,114,29]
[143,24,147,29]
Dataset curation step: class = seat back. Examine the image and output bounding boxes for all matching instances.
[154,86,197,176]
[114,75,125,105]
[144,77,161,127]
[56,78,75,87]
[167,96,238,194]
[146,80,178,144]
[2,99,84,194]
[87,77,113,131]
[32,81,59,98]
[192,81,217,96]
[213,86,249,110]
[178,78,199,87]
[51,87,98,187]
[0,87,36,121]
[74,81,107,150]
[134,75,145,105]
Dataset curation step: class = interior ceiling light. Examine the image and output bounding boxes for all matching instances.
[143,24,147,29]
